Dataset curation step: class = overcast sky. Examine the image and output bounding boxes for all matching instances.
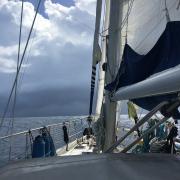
[0,0,97,117]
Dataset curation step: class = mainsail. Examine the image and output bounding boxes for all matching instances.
[105,0,180,119]
[89,0,180,149]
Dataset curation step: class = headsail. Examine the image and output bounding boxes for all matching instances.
[95,0,110,116]
[89,0,102,116]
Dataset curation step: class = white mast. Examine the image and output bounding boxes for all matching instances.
[103,0,123,151]
[95,0,110,116]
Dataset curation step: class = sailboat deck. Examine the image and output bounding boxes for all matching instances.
[56,137,95,156]
[1,153,180,180]
[60,142,94,156]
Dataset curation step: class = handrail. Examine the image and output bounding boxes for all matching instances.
[121,116,169,153]
[0,117,88,166]
[105,101,168,153]
[0,117,87,140]
[105,99,180,153]
[69,131,83,138]
[0,123,63,140]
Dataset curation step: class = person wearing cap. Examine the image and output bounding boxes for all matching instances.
[62,122,69,151]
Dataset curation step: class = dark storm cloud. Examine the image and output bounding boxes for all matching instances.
[0,0,97,118]
[0,86,90,117]
[0,41,93,117]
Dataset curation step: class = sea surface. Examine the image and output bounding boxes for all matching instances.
[0,116,87,136]
[0,116,88,166]
[0,114,179,167]
[0,114,137,166]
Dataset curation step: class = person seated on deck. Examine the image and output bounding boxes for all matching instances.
[161,119,178,154]
[83,127,94,139]
[83,127,95,148]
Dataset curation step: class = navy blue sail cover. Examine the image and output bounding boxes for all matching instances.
[106,21,180,118]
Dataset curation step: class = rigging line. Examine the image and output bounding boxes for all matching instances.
[52,0,130,38]
[99,0,129,37]
[134,0,177,51]
[98,0,106,84]
[164,0,171,22]
[177,0,180,9]
[102,0,106,31]
[111,1,137,97]
[100,0,106,49]
[6,1,37,137]
[0,0,42,130]
[117,0,134,32]
[17,0,24,69]
[5,0,24,136]
[125,0,130,44]
[10,0,24,136]
[107,0,134,85]
[109,0,133,93]
[49,3,94,34]
[99,0,127,35]
[121,0,163,37]
[6,54,32,135]
[100,0,134,36]
[18,28,37,94]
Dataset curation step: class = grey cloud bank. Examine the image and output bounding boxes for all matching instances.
[0,0,96,117]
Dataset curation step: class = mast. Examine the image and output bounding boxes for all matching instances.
[95,0,110,116]
[103,0,123,151]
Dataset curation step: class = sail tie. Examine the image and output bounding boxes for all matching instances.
[177,0,180,10]
[164,0,171,22]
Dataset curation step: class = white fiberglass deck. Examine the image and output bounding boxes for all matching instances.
[56,137,95,156]
[61,142,94,156]
[1,153,180,180]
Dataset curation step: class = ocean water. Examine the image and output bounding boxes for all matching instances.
[0,114,179,167]
[0,116,87,166]
[0,115,135,166]
[0,116,87,136]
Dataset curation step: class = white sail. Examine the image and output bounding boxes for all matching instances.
[92,0,102,66]
[125,0,180,54]
[94,0,180,149]
[95,0,110,116]
[103,0,124,150]
[110,0,180,101]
